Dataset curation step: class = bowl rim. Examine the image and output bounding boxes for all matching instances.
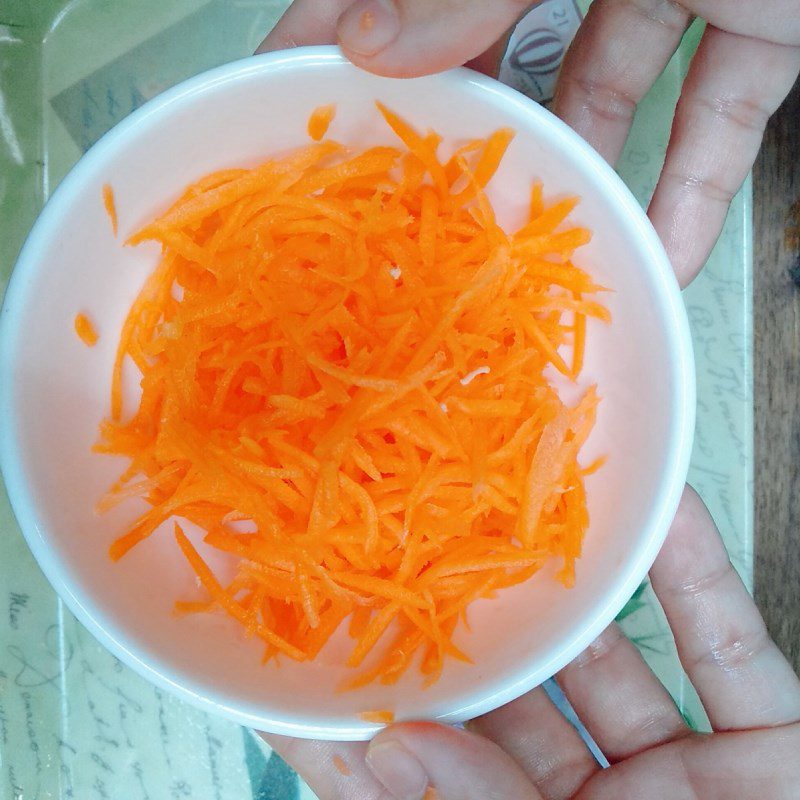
[0,45,695,740]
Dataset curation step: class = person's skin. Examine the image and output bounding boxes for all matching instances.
[255,2,800,797]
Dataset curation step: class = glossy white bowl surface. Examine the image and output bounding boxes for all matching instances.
[0,47,694,739]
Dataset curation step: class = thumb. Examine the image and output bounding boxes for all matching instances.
[337,0,533,77]
[257,0,534,78]
[365,721,541,799]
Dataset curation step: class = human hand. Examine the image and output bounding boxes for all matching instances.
[261,486,800,799]
[257,0,800,287]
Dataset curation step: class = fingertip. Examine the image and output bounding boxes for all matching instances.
[672,484,708,528]
[369,721,539,799]
[366,729,430,800]
[651,484,724,586]
[368,721,458,759]
[647,192,715,289]
[663,485,719,553]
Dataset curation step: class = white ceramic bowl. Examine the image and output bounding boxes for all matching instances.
[0,47,694,740]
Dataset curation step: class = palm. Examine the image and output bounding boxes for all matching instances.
[576,724,800,799]
[263,488,800,799]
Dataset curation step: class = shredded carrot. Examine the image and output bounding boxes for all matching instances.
[359,710,395,724]
[308,104,336,141]
[103,183,118,236]
[423,789,440,800]
[332,755,351,776]
[74,313,99,346]
[96,102,608,688]
[572,298,587,378]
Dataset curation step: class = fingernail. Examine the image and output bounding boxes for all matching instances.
[366,739,428,800]
[338,0,401,56]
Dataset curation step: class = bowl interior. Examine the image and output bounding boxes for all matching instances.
[0,48,693,739]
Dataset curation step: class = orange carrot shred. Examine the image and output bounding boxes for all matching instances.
[376,101,448,197]
[103,183,118,236]
[96,102,608,689]
[359,710,395,724]
[332,755,351,776]
[173,523,306,660]
[529,181,544,219]
[580,455,608,476]
[308,104,336,141]
[74,313,99,347]
[572,304,587,378]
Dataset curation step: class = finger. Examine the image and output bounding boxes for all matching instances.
[464,28,516,79]
[552,0,691,164]
[648,27,800,286]
[366,722,542,799]
[256,0,515,81]
[259,733,387,799]
[469,686,598,799]
[256,0,352,53]
[335,0,531,78]
[556,622,689,762]
[649,485,800,731]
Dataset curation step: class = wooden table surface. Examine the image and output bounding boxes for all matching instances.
[754,79,800,673]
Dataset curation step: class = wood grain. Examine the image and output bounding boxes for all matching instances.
[753,79,800,673]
